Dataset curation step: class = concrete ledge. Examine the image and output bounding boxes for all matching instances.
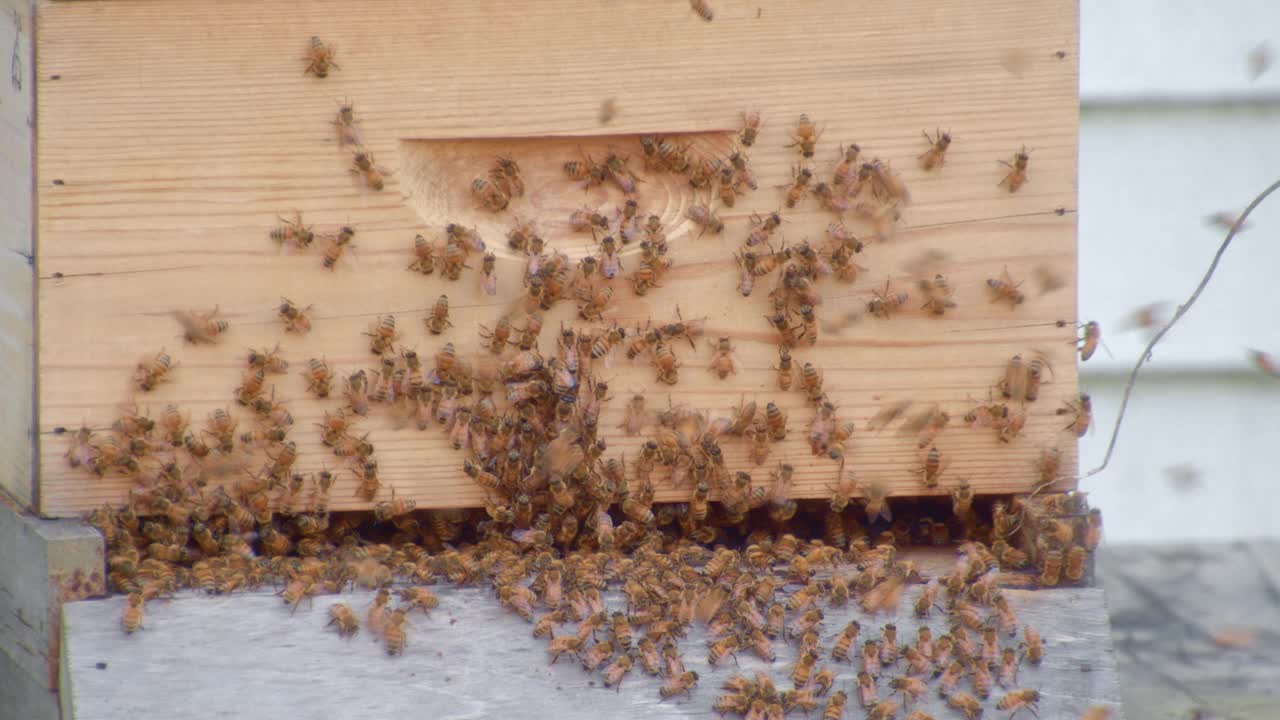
[0,495,104,719]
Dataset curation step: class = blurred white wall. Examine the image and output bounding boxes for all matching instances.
[1077,0,1280,542]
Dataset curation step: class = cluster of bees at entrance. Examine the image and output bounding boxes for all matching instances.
[66,36,1115,720]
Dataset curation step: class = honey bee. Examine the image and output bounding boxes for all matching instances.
[821,691,847,720]
[652,343,680,385]
[758,348,788,396]
[788,114,821,158]
[119,592,145,634]
[567,207,609,236]
[917,274,957,316]
[1038,548,1063,587]
[867,279,909,319]
[999,146,1030,192]
[620,394,648,436]
[854,200,902,243]
[383,607,408,656]
[763,402,787,442]
[278,297,313,334]
[782,165,814,208]
[476,251,498,296]
[321,226,356,271]
[603,152,638,194]
[996,689,1040,717]
[868,700,900,720]
[270,211,316,249]
[134,349,176,392]
[919,129,952,171]
[233,368,266,406]
[987,267,1026,307]
[832,144,862,188]
[424,294,453,335]
[1078,321,1101,362]
[1064,545,1087,582]
[351,150,389,191]
[1082,508,1103,551]
[327,602,359,638]
[171,306,230,345]
[303,357,333,398]
[491,155,526,198]
[704,337,742,380]
[303,36,338,78]
[660,670,700,699]
[890,676,928,705]
[1058,392,1092,437]
[564,152,606,187]
[1034,446,1062,491]
[947,691,983,720]
[478,317,512,356]
[407,234,437,275]
[856,670,878,707]
[472,177,509,212]
[686,201,724,237]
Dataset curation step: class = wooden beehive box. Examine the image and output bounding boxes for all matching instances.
[17,0,1079,518]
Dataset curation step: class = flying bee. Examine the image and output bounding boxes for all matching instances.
[919,129,952,171]
[407,234,437,275]
[350,150,389,191]
[855,199,902,242]
[303,36,338,78]
[321,225,356,270]
[134,349,176,392]
[783,166,814,208]
[471,177,509,212]
[738,109,763,146]
[423,294,453,335]
[999,145,1031,192]
[987,266,1026,307]
[918,274,957,316]
[788,114,821,158]
[867,279,909,319]
[686,201,724,237]
[278,297,313,334]
[490,155,525,198]
[707,337,743,379]
[270,211,315,250]
[364,315,398,355]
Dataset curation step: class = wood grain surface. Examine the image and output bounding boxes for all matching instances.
[61,577,1121,720]
[1,0,34,508]
[34,0,1080,516]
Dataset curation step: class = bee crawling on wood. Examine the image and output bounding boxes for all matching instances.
[490,155,526,198]
[1057,392,1092,436]
[333,100,362,148]
[783,165,814,208]
[739,109,763,146]
[471,177,510,213]
[1000,145,1031,192]
[707,337,742,379]
[303,36,338,78]
[686,200,723,237]
[321,225,356,270]
[270,211,315,250]
[787,114,822,159]
[917,274,957,316]
[987,266,1026,307]
[425,294,453,335]
[351,150,391,191]
[867,278,909,319]
[134,349,177,392]
[918,128,952,171]
[173,307,229,344]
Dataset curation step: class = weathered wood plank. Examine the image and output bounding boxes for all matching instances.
[1,0,34,508]
[35,0,1079,516]
[62,582,1120,720]
[1099,541,1280,720]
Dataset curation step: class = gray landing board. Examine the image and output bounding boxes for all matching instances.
[62,583,1122,720]
[1099,541,1280,720]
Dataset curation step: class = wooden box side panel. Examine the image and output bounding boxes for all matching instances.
[35,0,1079,516]
[1,0,34,508]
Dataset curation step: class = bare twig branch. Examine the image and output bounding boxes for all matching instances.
[1085,177,1280,479]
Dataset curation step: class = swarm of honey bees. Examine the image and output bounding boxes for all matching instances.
[68,52,1110,714]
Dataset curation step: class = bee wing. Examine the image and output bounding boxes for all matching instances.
[172,311,218,344]
[730,353,744,376]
